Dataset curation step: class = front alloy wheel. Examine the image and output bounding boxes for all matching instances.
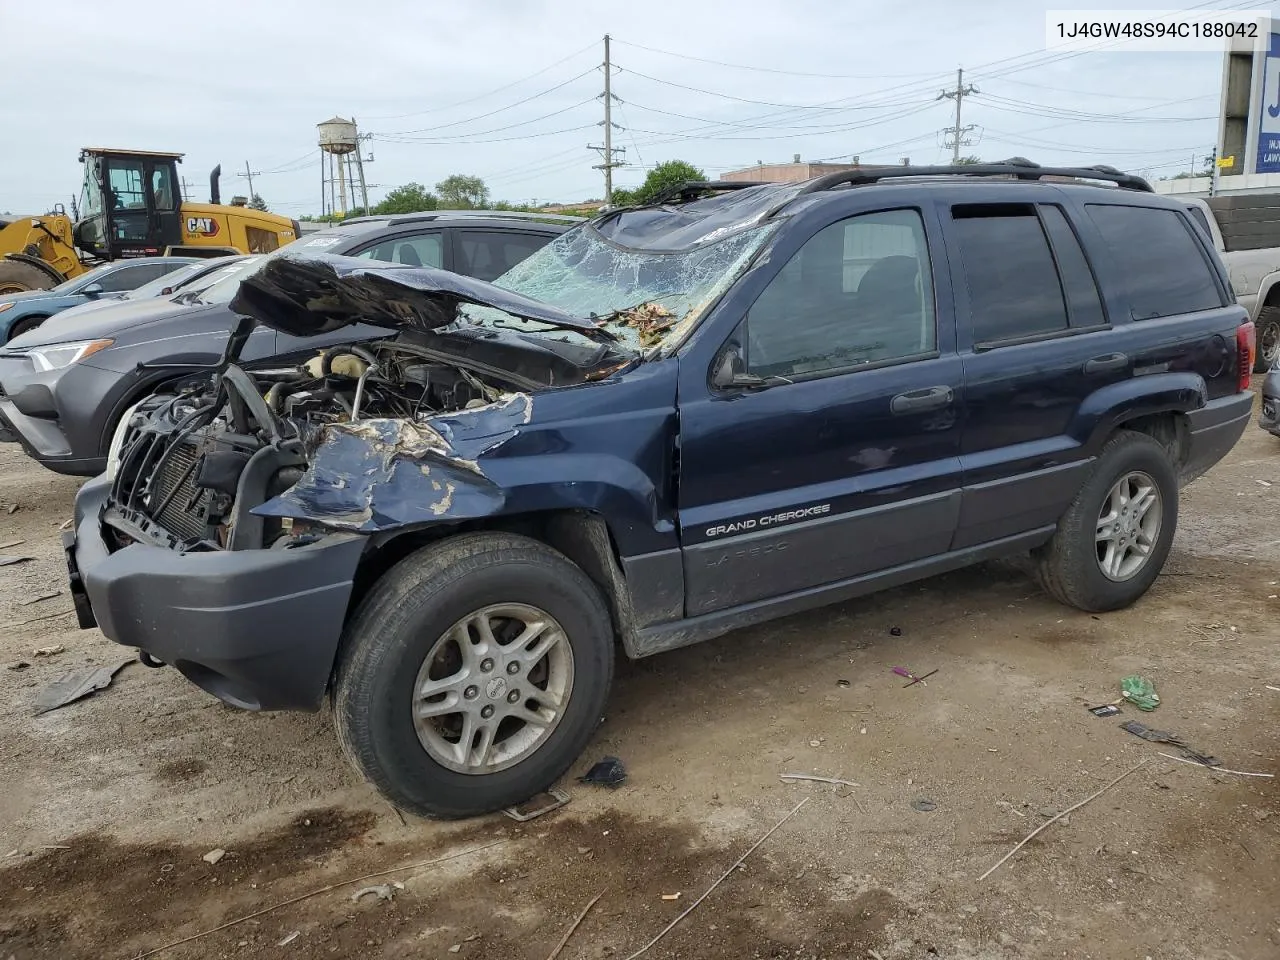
[414,604,574,774]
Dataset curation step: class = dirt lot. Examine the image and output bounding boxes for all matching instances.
[2,408,1278,960]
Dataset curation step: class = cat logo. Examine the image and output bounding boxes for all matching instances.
[185,216,219,237]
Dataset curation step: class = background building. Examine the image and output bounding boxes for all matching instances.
[721,155,904,183]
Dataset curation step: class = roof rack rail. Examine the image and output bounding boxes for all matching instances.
[797,157,1152,194]
[649,180,775,206]
[340,209,587,226]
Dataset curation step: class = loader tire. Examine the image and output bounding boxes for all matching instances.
[0,260,56,295]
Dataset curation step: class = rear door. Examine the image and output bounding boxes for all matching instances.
[945,192,1124,549]
[677,205,965,617]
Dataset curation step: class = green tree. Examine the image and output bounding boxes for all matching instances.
[372,183,438,215]
[608,186,638,207]
[629,160,707,205]
[435,174,490,209]
[955,156,982,165]
[248,193,269,211]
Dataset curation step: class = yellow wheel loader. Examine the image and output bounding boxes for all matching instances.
[0,148,299,293]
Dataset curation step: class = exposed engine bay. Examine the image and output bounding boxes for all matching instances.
[103,338,547,553]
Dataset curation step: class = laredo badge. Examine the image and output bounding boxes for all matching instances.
[186,216,219,237]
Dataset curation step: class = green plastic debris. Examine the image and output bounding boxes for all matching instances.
[1121,675,1160,711]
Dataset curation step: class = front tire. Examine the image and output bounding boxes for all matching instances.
[333,532,615,819]
[6,314,49,342]
[1034,430,1178,612]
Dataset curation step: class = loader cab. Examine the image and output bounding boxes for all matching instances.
[74,148,183,260]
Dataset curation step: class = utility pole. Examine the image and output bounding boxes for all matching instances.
[353,123,371,216]
[179,176,194,202]
[588,34,625,205]
[1207,147,1218,198]
[938,67,978,164]
[238,161,261,202]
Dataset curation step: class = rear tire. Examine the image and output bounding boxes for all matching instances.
[6,314,49,341]
[1256,306,1280,373]
[1034,430,1178,612]
[0,261,56,296]
[333,532,615,819]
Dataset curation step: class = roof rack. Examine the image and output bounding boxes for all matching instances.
[339,209,587,226]
[798,157,1152,194]
[649,180,773,206]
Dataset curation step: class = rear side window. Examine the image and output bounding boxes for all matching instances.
[951,203,1068,343]
[1085,205,1225,320]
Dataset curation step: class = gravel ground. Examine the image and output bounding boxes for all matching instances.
[1,405,1278,960]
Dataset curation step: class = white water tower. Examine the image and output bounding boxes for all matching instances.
[318,116,368,217]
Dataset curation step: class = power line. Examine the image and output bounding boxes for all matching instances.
[611,37,942,80]
[362,40,599,120]
[374,68,597,135]
[373,97,598,143]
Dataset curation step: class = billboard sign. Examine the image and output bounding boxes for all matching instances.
[1257,31,1280,172]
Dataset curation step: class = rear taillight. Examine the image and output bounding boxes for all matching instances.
[1238,321,1256,391]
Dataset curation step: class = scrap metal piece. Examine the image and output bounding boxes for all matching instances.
[33,659,132,715]
[502,788,570,822]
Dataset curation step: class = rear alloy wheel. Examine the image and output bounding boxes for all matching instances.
[1094,471,1162,582]
[1034,430,1178,612]
[1257,307,1280,372]
[333,532,614,818]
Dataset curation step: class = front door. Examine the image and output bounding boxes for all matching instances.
[677,206,965,617]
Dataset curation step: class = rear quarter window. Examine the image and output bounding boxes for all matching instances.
[1085,204,1225,320]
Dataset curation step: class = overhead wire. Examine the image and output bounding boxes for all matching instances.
[361,39,599,121]
[373,68,598,135]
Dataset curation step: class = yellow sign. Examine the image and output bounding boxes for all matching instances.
[1216,156,1235,169]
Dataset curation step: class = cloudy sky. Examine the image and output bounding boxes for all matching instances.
[0,0,1240,216]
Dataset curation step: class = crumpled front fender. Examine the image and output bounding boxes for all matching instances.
[251,395,531,531]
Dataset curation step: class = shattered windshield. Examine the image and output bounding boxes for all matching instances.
[459,221,778,351]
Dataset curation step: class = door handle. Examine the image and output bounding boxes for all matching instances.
[1084,353,1128,375]
[890,385,953,415]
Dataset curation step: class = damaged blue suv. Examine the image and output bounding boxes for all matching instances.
[65,161,1257,818]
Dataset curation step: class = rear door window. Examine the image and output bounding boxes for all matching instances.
[950,203,1069,343]
[96,262,174,292]
[455,231,552,282]
[1085,204,1225,320]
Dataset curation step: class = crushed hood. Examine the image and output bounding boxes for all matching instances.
[230,254,614,342]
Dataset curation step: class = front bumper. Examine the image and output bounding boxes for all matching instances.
[0,355,108,475]
[67,475,368,711]
[1182,390,1255,483]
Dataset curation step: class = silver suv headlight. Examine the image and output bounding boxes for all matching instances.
[104,399,146,481]
[26,338,114,372]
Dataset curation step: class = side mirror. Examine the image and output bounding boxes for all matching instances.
[82,282,104,299]
[711,344,769,390]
